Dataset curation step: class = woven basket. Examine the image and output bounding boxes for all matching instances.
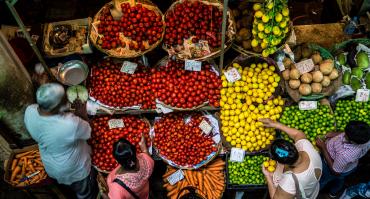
[162,0,236,61]
[153,56,220,110]
[284,43,342,102]
[90,0,165,58]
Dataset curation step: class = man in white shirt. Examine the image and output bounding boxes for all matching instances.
[24,83,97,199]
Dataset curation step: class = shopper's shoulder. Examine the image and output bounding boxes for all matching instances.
[25,104,38,115]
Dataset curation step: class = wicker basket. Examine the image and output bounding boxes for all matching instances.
[153,114,222,170]
[162,0,236,61]
[153,56,220,111]
[90,0,165,58]
[284,43,342,102]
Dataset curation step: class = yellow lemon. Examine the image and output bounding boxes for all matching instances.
[231,140,236,146]
[226,136,232,142]
[262,15,269,23]
[257,23,264,32]
[280,20,287,28]
[267,2,274,9]
[272,26,281,36]
[282,7,289,16]
[263,161,270,167]
[275,13,283,22]
[268,166,276,172]
[251,39,259,48]
[255,11,263,18]
[269,160,276,166]
[253,3,262,11]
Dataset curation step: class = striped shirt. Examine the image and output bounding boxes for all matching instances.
[326,133,370,173]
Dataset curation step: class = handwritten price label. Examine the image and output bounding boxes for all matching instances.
[120,61,138,74]
[108,119,125,129]
[224,68,241,83]
[230,148,245,162]
[185,60,202,71]
[199,120,213,135]
[167,169,184,185]
[296,59,315,74]
[356,89,370,102]
[298,101,318,110]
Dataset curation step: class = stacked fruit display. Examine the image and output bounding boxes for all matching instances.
[228,155,268,185]
[336,43,370,91]
[90,116,150,172]
[251,1,290,57]
[152,59,221,108]
[220,61,283,152]
[89,59,156,109]
[154,113,218,167]
[163,0,234,59]
[282,45,340,97]
[263,158,276,173]
[334,100,370,131]
[93,2,164,56]
[279,105,335,143]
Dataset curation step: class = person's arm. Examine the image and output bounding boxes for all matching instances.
[324,132,341,139]
[73,99,89,121]
[262,165,294,199]
[139,134,149,155]
[259,118,306,142]
[315,137,340,176]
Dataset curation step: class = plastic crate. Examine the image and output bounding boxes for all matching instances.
[225,152,268,190]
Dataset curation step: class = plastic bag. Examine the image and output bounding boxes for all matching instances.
[329,85,356,104]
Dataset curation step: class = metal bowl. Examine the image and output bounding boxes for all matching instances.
[57,60,89,86]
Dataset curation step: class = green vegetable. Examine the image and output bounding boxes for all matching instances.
[228,155,268,185]
[351,67,364,79]
[356,51,369,69]
[350,77,362,91]
[279,105,335,144]
[342,71,351,85]
[365,73,370,89]
[338,53,346,65]
[334,100,370,131]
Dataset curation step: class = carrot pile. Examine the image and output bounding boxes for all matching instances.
[8,149,48,187]
[163,158,225,199]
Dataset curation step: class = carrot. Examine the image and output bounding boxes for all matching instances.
[207,166,224,171]
[15,151,32,159]
[205,170,220,180]
[11,159,18,170]
[207,161,225,168]
[185,170,194,185]
[197,171,203,193]
[167,185,178,197]
[29,175,40,184]
[203,176,213,199]
[163,170,177,179]
[21,158,27,177]
[11,166,21,182]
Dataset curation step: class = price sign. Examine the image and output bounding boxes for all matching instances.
[185,60,202,71]
[356,89,370,102]
[298,101,318,110]
[277,61,285,72]
[296,59,315,74]
[108,119,125,129]
[167,169,184,185]
[120,61,138,74]
[224,68,241,83]
[199,120,213,135]
[230,148,245,162]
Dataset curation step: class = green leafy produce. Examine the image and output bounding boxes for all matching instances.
[334,100,370,131]
[356,52,369,69]
[279,105,335,143]
[228,155,268,185]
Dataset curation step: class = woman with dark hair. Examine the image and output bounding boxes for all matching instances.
[259,118,322,199]
[106,136,154,199]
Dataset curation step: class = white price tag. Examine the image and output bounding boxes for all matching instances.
[296,59,315,74]
[108,119,125,129]
[185,60,202,71]
[224,68,241,83]
[212,135,221,143]
[277,61,285,72]
[199,120,213,135]
[298,101,318,110]
[230,148,245,162]
[355,89,370,102]
[120,61,138,74]
[167,169,184,185]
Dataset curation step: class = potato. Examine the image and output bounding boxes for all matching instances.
[289,68,300,80]
[282,69,290,80]
[289,79,301,89]
[311,53,323,65]
[329,68,339,80]
[312,71,324,83]
[319,59,334,75]
[299,84,312,96]
[311,83,322,93]
[301,73,313,84]
[321,76,331,87]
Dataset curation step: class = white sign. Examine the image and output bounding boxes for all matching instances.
[298,101,318,110]
[230,148,245,162]
[108,119,125,129]
[224,68,241,83]
[155,103,173,114]
[120,61,138,74]
[356,89,370,102]
[296,59,315,74]
[199,120,213,135]
[167,169,184,185]
[185,60,202,71]
[277,61,285,72]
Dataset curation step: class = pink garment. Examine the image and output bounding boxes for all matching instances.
[326,133,370,173]
[107,153,154,199]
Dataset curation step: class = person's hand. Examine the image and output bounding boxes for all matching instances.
[139,133,148,153]
[315,137,325,149]
[324,132,339,139]
[262,164,273,179]
[73,99,88,120]
[259,118,278,128]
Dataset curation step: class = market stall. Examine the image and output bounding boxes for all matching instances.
[1,0,370,198]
